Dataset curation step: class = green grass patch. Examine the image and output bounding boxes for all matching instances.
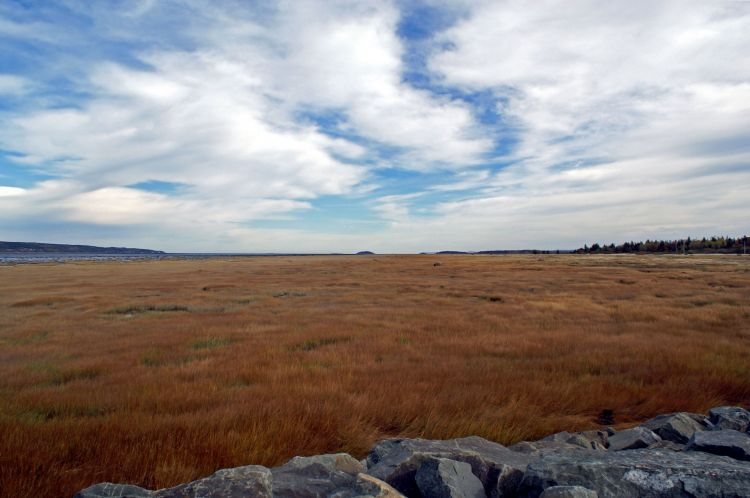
[49,366,102,385]
[3,330,49,346]
[140,348,165,367]
[292,336,352,352]
[108,304,190,315]
[191,337,235,350]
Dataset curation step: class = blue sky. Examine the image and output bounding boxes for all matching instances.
[1,0,749,252]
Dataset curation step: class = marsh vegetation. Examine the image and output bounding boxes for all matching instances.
[0,255,748,498]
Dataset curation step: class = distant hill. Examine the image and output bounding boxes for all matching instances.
[355,251,375,255]
[0,241,165,254]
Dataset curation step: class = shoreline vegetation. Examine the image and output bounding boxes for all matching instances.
[577,235,750,255]
[0,241,165,254]
[1,254,748,497]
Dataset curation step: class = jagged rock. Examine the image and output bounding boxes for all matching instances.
[508,441,589,455]
[415,457,485,498]
[606,427,661,451]
[152,465,272,498]
[329,473,405,498]
[646,440,684,451]
[709,406,750,432]
[517,448,750,498]
[577,431,609,450]
[686,429,750,461]
[540,432,605,451]
[271,453,363,498]
[539,486,598,498]
[74,483,152,498]
[640,412,707,443]
[366,436,532,498]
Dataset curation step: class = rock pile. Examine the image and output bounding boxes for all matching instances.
[75,406,750,498]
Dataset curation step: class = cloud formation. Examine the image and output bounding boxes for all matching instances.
[0,0,748,251]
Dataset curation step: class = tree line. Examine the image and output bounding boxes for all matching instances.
[577,236,749,254]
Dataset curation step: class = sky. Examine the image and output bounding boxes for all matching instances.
[1,0,749,253]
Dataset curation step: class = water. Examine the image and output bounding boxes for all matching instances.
[0,252,349,264]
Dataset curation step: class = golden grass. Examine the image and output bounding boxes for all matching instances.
[0,254,748,497]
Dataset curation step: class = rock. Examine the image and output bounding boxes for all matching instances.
[271,453,363,498]
[366,436,531,498]
[415,457,486,498]
[539,485,598,498]
[329,473,406,498]
[686,429,750,461]
[152,465,272,498]
[509,441,589,455]
[518,448,750,498]
[709,406,750,432]
[540,432,605,451]
[606,427,661,451]
[74,483,152,498]
[640,412,706,443]
[646,440,684,451]
[577,431,609,450]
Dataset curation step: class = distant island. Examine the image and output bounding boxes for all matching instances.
[0,241,165,254]
[577,235,749,254]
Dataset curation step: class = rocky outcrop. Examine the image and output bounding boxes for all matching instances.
[74,406,750,498]
[640,412,707,444]
[708,406,750,432]
[606,427,661,451]
[415,458,485,498]
[517,449,750,498]
[686,429,750,461]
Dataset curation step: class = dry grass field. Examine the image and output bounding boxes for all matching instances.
[1,254,749,497]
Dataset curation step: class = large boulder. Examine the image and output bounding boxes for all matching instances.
[508,440,585,455]
[640,412,707,444]
[686,429,750,461]
[366,437,532,498]
[74,483,152,498]
[271,453,363,498]
[709,406,750,432]
[539,432,605,451]
[152,465,272,498]
[329,473,406,498]
[539,486,598,498]
[517,448,750,498]
[606,427,661,451]
[415,457,486,498]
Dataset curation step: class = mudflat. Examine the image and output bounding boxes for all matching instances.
[1,254,748,498]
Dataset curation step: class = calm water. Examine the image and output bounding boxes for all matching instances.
[0,252,346,264]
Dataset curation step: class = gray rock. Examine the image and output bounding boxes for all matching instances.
[272,453,363,498]
[74,483,152,498]
[606,427,661,451]
[540,432,605,451]
[640,412,706,443]
[508,441,589,455]
[152,465,272,498]
[329,473,406,498]
[539,486,598,498]
[686,429,750,461]
[518,448,750,498]
[646,440,684,451]
[365,436,531,498]
[415,458,486,498]
[709,406,750,432]
[577,431,609,450]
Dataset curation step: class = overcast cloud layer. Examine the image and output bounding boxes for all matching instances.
[1,0,749,252]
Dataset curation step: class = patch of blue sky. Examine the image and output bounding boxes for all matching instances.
[128,180,188,195]
[0,153,57,187]
[246,195,388,234]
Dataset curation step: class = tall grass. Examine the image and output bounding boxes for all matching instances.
[0,255,748,498]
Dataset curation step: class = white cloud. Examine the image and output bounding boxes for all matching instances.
[0,0,748,251]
